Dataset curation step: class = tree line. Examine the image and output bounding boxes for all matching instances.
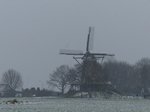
[2,57,150,97]
[0,69,59,97]
[47,58,150,96]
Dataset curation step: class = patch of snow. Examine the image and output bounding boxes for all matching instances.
[0,97,149,112]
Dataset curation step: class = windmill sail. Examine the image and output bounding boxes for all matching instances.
[88,27,95,51]
[59,27,114,62]
[59,49,84,55]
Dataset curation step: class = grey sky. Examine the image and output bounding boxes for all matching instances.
[0,0,150,88]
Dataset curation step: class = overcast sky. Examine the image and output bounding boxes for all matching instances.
[0,0,150,89]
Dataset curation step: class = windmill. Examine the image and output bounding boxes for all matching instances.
[59,27,114,65]
[59,27,115,94]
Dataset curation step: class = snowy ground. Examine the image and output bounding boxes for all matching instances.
[0,97,150,112]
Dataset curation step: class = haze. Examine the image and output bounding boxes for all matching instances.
[0,0,150,88]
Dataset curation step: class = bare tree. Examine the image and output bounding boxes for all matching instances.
[47,65,70,94]
[135,58,150,68]
[67,64,82,84]
[135,58,150,93]
[103,60,140,95]
[2,69,23,91]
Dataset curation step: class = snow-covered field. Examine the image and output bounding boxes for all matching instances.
[0,97,150,112]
